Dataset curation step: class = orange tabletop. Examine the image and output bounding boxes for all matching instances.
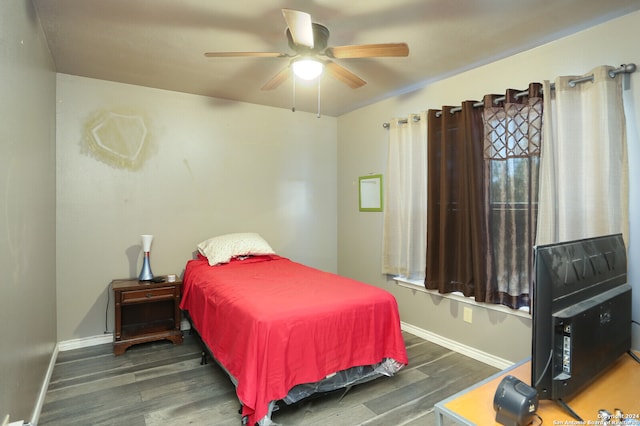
[435,353,640,425]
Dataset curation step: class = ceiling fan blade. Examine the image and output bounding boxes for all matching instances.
[204,52,289,58]
[282,9,314,48]
[261,67,291,91]
[324,61,366,89]
[327,43,409,59]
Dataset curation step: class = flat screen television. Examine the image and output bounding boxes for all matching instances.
[531,233,633,420]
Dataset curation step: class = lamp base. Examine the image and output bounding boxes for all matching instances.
[138,252,153,281]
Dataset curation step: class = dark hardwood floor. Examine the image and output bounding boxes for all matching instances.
[39,331,499,425]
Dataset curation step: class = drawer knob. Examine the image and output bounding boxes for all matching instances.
[146,292,153,298]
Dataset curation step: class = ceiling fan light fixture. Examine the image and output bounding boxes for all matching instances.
[292,58,324,80]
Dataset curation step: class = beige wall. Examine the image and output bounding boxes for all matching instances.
[4,3,640,421]
[0,0,57,422]
[337,10,640,363]
[56,75,338,341]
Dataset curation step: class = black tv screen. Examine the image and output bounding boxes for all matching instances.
[531,234,631,416]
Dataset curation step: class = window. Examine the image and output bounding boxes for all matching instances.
[422,86,542,309]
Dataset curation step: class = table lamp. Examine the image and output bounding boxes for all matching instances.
[138,234,154,281]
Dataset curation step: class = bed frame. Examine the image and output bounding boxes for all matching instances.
[183,310,402,425]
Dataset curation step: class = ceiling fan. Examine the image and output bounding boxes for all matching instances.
[204,9,409,91]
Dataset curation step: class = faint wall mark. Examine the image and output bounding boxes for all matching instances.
[4,153,29,283]
[83,110,153,170]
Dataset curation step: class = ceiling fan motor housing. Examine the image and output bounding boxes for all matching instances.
[286,23,330,53]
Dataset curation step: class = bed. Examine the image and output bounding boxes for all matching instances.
[179,233,408,425]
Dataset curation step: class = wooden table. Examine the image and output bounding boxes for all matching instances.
[435,353,640,425]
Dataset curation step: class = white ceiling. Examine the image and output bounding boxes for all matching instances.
[33,0,640,117]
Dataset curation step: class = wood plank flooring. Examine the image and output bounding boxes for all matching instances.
[39,331,499,425]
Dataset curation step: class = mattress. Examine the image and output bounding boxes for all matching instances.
[180,254,408,424]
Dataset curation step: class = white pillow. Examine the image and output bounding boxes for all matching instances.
[197,232,275,266]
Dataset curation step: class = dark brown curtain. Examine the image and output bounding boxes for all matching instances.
[482,83,542,309]
[424,84,542,309]
[425,102,486,299]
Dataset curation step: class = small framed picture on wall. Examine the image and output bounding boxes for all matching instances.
[359,174,383,212]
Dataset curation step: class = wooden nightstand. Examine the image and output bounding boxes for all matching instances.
[111,278,183,355]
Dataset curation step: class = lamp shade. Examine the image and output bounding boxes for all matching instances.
[292,58,324,80]
[141,234,153,252]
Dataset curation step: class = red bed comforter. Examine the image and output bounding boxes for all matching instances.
[180,254,408,424]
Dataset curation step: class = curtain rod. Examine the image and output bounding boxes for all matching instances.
[382,63,636,128]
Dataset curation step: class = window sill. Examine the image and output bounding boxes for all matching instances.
[393,276,531,319]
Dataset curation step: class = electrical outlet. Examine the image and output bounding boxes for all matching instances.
[463,307,473,323]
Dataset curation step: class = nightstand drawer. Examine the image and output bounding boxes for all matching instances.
[121,286,175,303]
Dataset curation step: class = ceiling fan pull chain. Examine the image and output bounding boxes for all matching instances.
[317,77,321,118]
[292,76,296,112]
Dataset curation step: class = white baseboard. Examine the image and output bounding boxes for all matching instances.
[57,320,192,352]
[57,333,113,352]
[29,342,59,426]
[181,318,191,331]
[401,321,514,370]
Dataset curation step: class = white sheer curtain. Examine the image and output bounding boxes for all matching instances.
[537,66,629,245]
[382,113,427,279]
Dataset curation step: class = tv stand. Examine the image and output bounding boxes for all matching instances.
[557,399,583,423]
